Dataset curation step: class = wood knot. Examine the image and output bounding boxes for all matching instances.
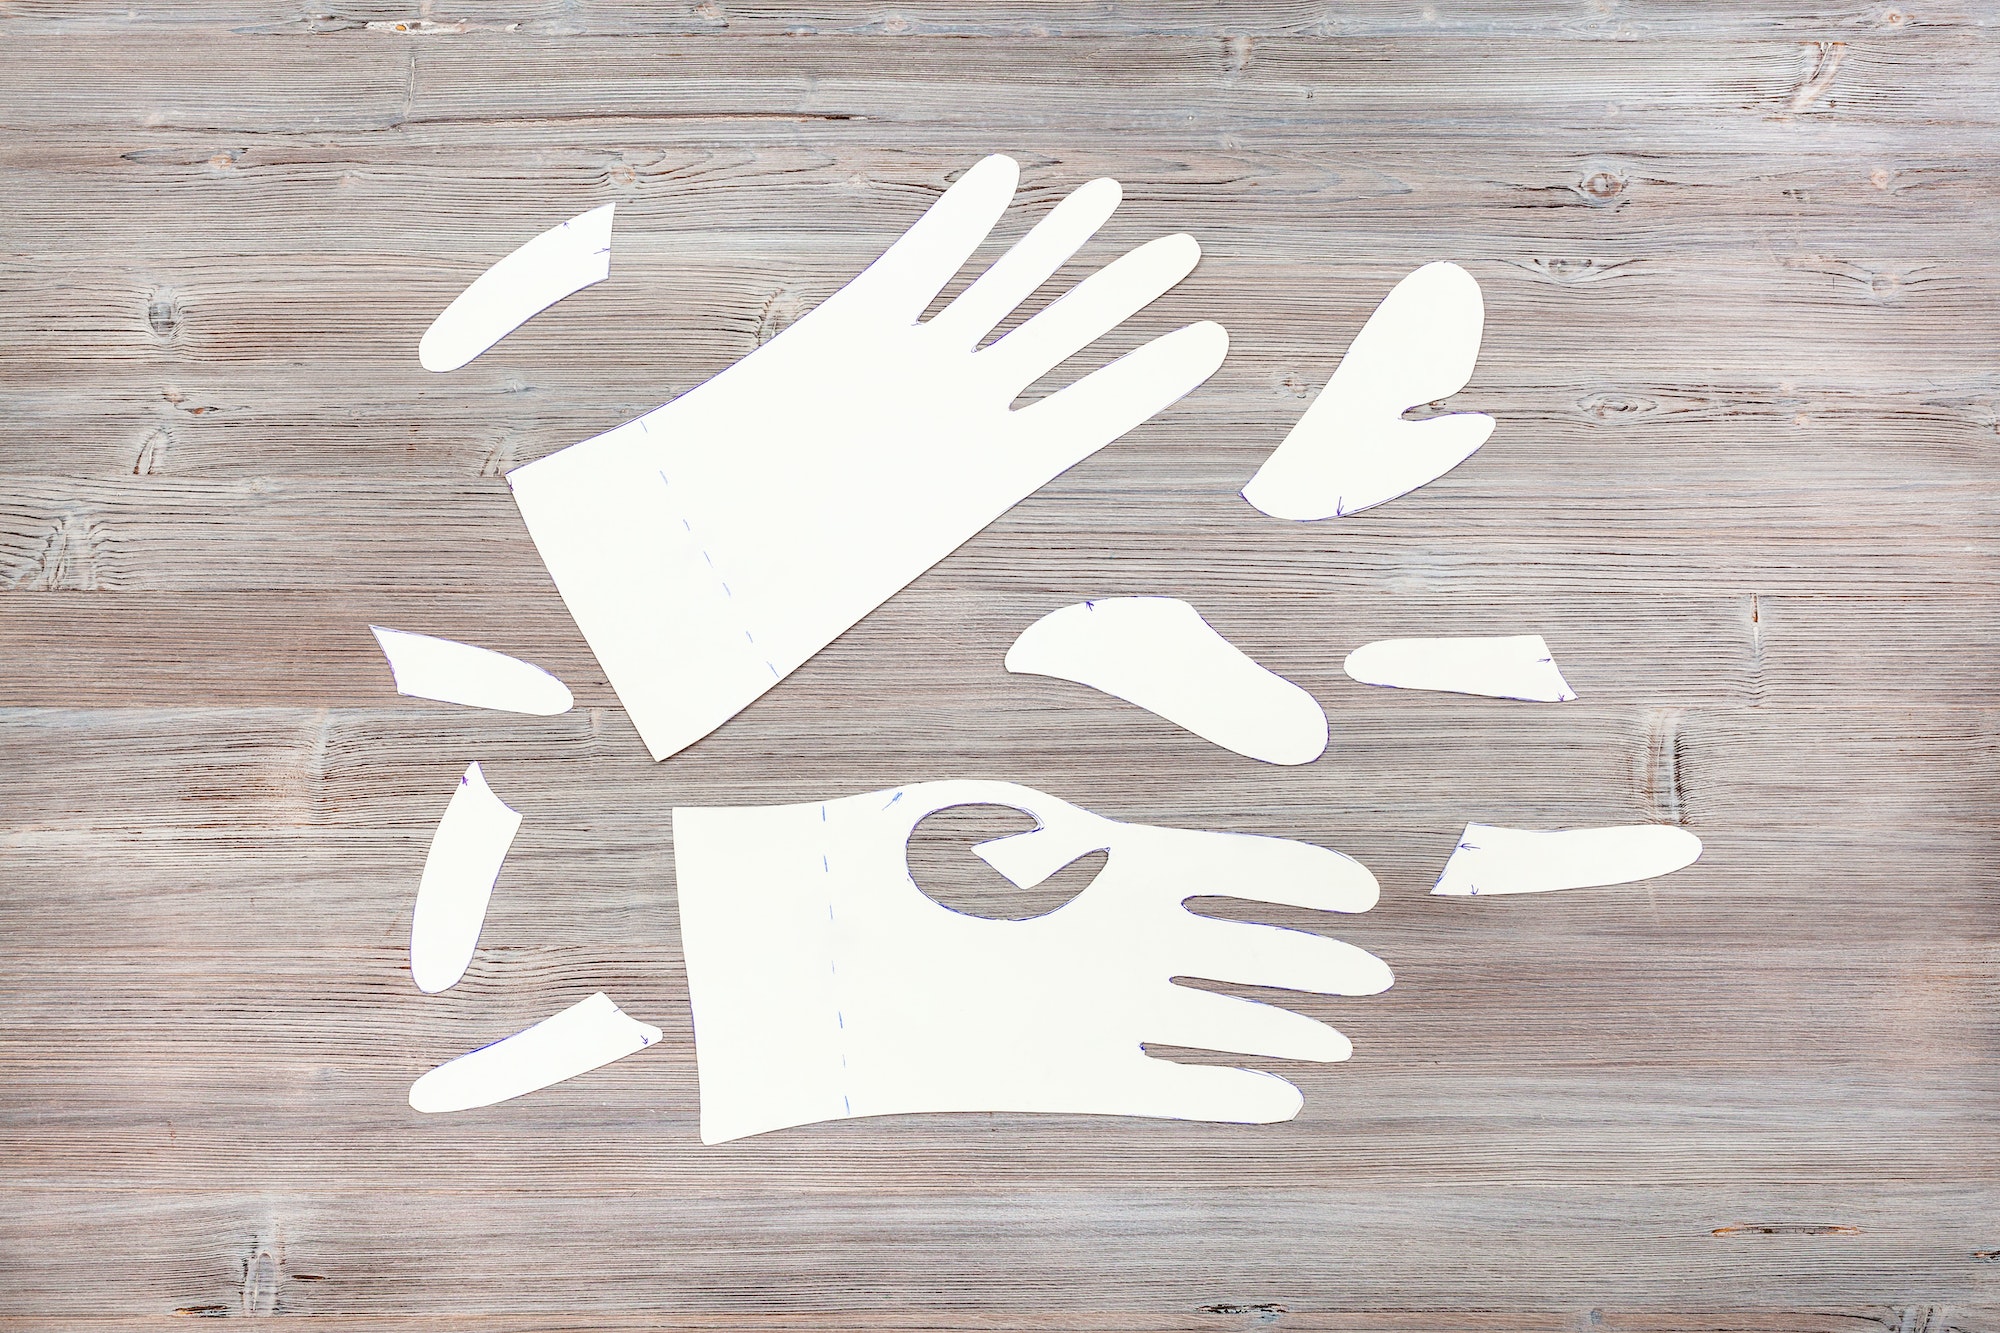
[694,0,724,19]
[1579,170,1627,204]
[146,290,183,341]
[1577,392,1658,420]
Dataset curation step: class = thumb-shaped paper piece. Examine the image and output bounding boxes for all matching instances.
[1242,261,1494,520]
[419,204,615,372]
[1433,823,1703,896]
[1005,597,1328,765]
[409,763,521,994]
[409,993,661,1113]
[370,626,573,716]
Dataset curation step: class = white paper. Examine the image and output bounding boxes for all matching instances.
[1242,261,1494,520]
[1432,823,1703,897]
[674,780,1390,1143]
[409,763,522,994]
[418,204,615,372]
[1006,597,1328,765]
[1344,634,1576,703]
[369,625,573,715]
[408,992,662,1113]
[509,156,1226,762]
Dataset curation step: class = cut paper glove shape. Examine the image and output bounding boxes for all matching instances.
[509,156,1228,761]
[1345,634,1576,703]
[1006,597,1328,764]
[409,763,521,994]
[1242,261,1493,520]
[370,626,573,715]
[409,992,661,1113]
[1432,822,1703,896]
[419,203,615,372]
[673,780,1390,1144]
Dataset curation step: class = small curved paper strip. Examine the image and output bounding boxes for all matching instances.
[1242,261,1494,520]
[418,203,615,372]
[1005,597,1328,765]
[370,625,573,715]
[408,992,662,1113]
[1344,634,1576,702]
[409,763,521,994]
[1433,823,1703,897]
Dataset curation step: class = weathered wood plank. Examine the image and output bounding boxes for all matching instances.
[3,8,1997,1327]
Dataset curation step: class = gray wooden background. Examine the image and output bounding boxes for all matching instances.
[3,3,1997,1329]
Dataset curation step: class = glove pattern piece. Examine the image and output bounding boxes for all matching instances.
[674,780,1391,1143]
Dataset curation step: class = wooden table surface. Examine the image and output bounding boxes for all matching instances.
[3,4,1997,1329]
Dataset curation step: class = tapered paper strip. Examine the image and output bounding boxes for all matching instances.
[674,780,1390,1143]
[419,204,615,372]
[510,156,1226,761]
[408,992,661,1113]
[1242,261,1494,520]
[1432,823,1703,896]
[1006,597,1328,764]
[1344,634,1576,702]
[409,763,521,994]
[369,625,573,715]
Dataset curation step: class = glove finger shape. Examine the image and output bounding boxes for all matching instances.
[1006,320,1229,481]
[1145,984,1354,1064]
[983,232,1202,395]
[926,175,1123,351]
[673,780,1388,1142]
[843,153,1021,324]
[1125,1058,1309,1126]
[1169,914,1394,997]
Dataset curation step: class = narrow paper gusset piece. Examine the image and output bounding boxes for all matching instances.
[409,763,521,995]
[1241,261,1494,520]
[1005,597,1328,765]
[418,203,615,372]
[369,625,573,715]
[408,992,662,1113]
[507,156,1226,762]
[1432,823,1703,897]
[1344,634,1577,703]
[673,780,1389,1143]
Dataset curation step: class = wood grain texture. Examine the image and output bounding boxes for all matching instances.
[2,4,1998,1328]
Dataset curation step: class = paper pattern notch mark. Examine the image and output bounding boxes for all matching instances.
[408,992,662,1113]
[409,762,521,995]
[1345,634,1577,703]
[1005,597,1329,765]
[507,154,1226,763]
[419,203,615,372]
[1242,260,1494,520]
[1433,822,1703,897]
[370,625,573,715]
[673,779,1389,1144]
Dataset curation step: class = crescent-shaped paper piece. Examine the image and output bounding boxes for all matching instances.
[369,626,573,715]
[1432,823,1703,897]
[418,203,615,372]
[1005,597,1329,765]
[408,992,662,1113]
[1242,261,1495,520]
[409,763,522,995]
[1344,634,1577,702]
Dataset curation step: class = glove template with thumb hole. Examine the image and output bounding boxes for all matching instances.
[673,780,1391,1144]
[509,156,1230,761]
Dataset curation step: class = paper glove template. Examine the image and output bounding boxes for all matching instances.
[509,155,1228,761]
[1006,597,1329,764]
[1242,261,1493,520]
[673,780,1391,1143]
